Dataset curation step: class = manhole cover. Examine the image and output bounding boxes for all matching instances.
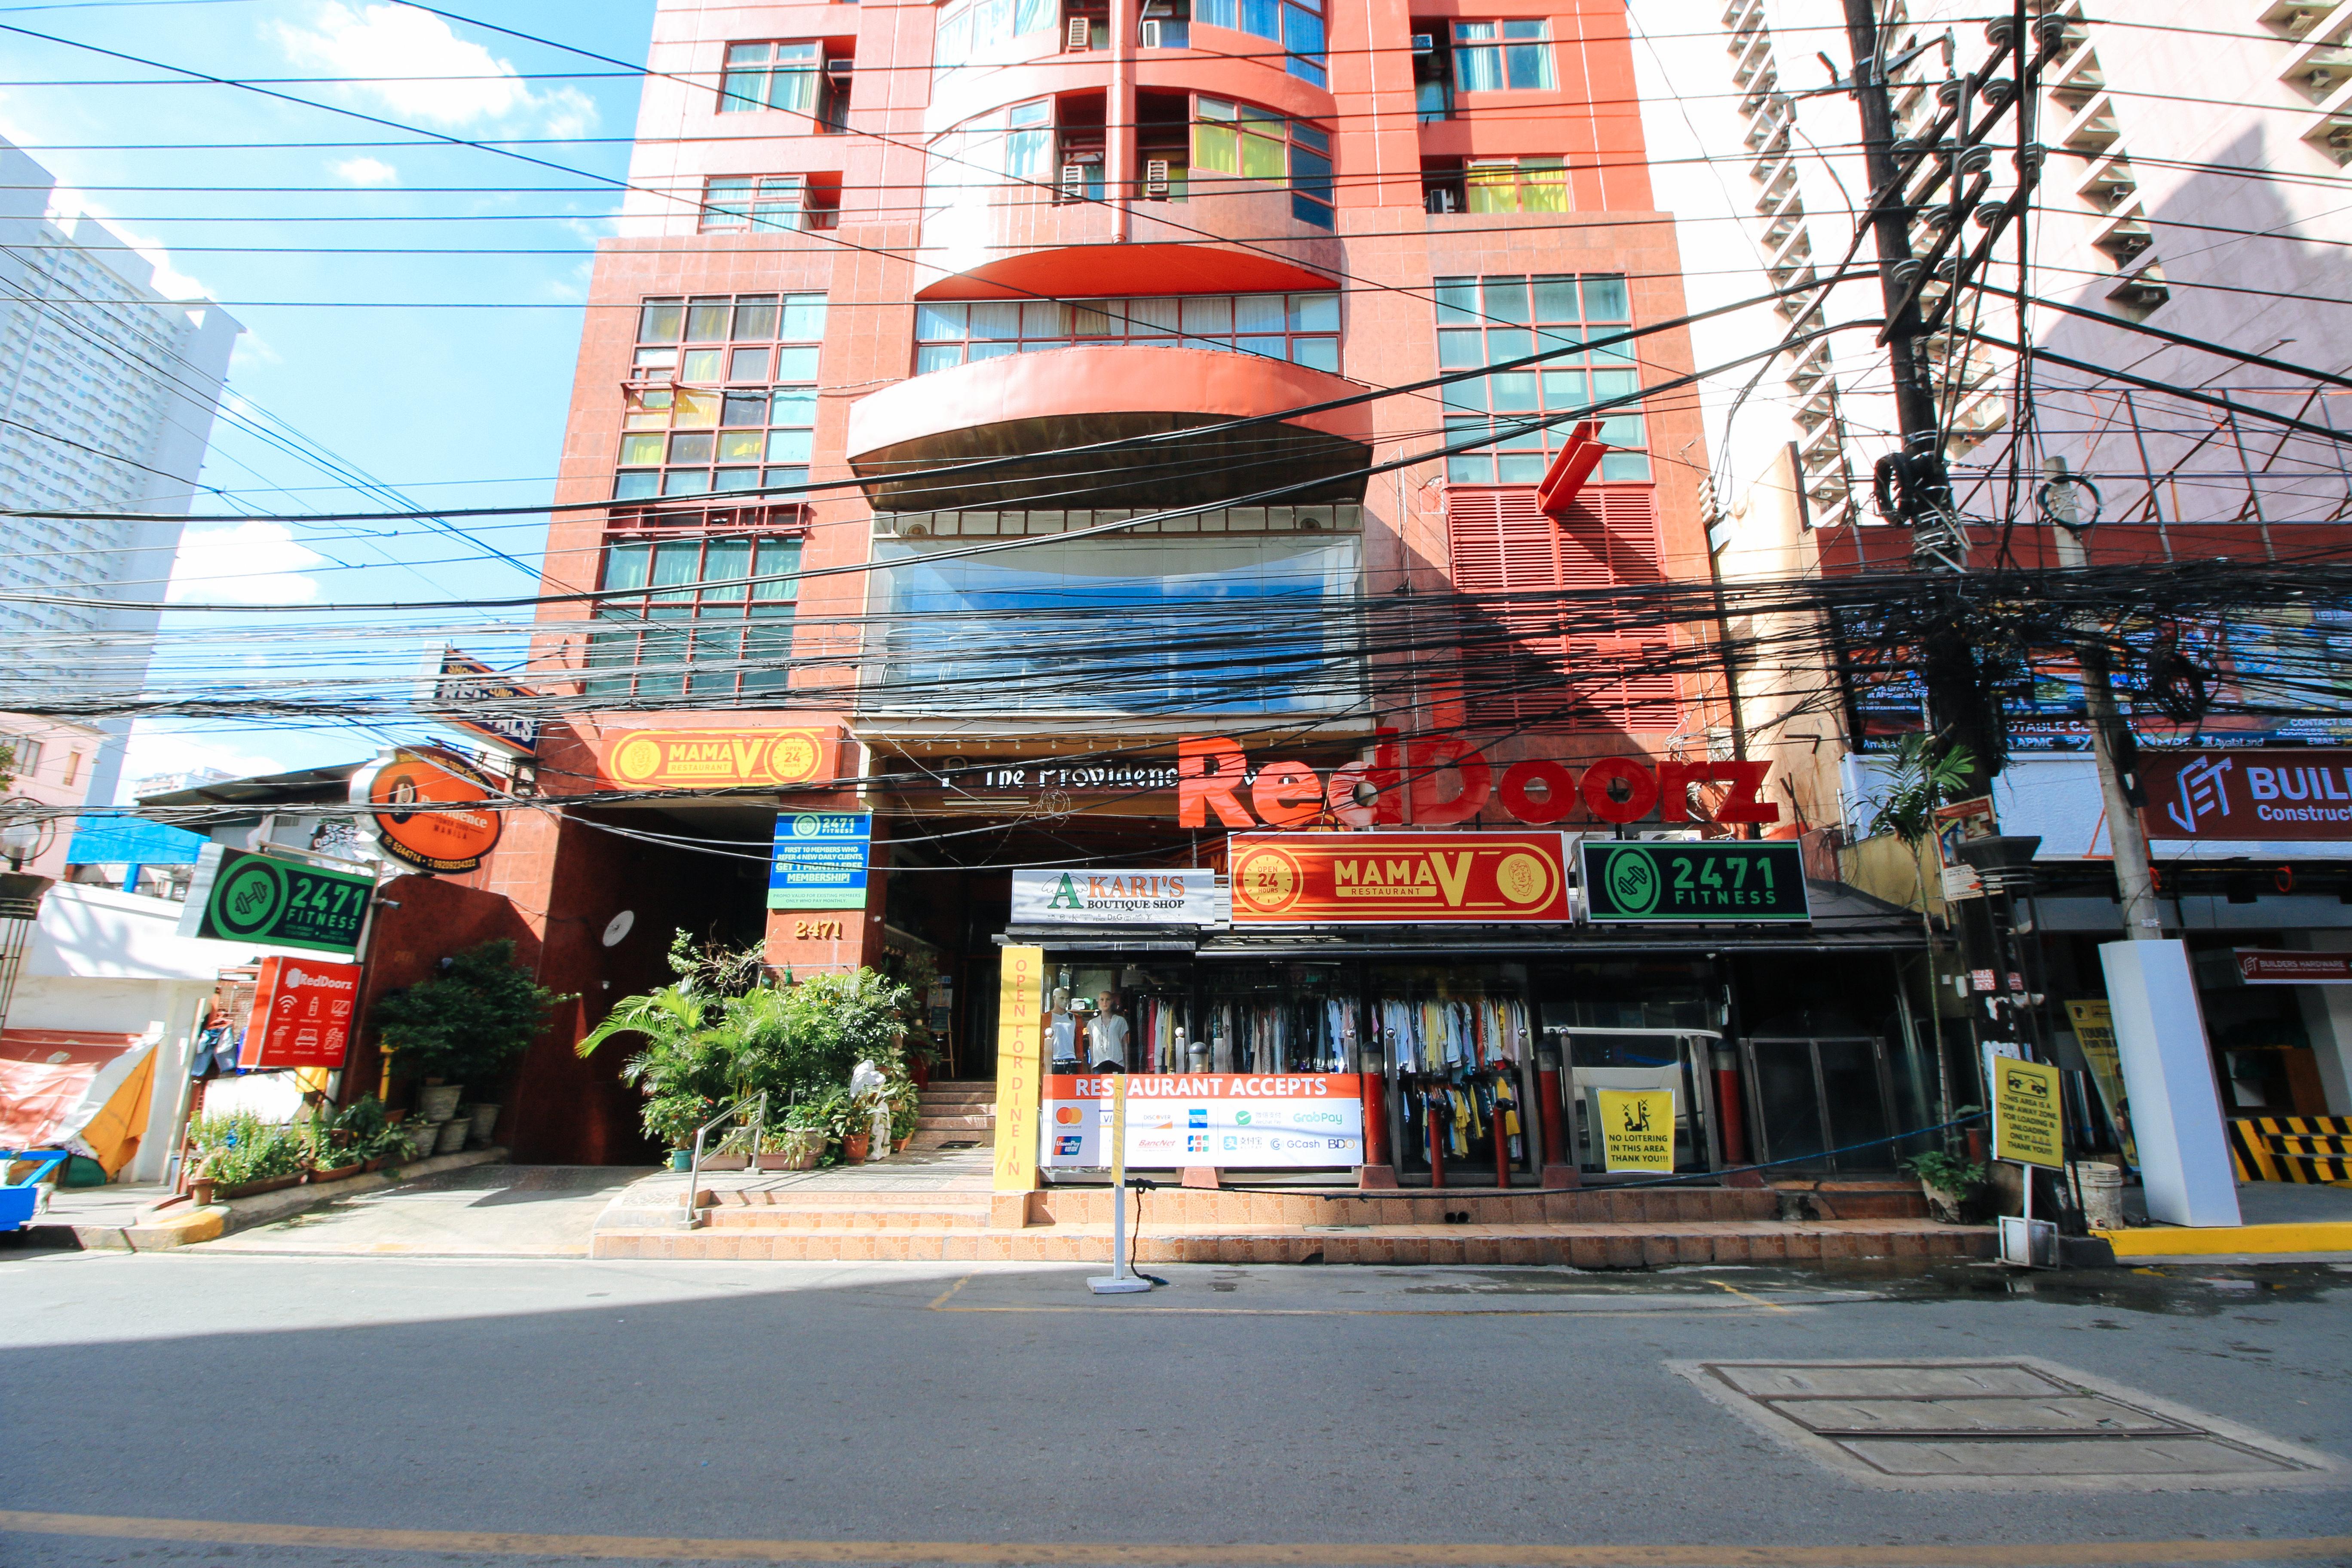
[1674,1358,2342,1491]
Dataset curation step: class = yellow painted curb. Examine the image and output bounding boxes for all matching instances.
[120,1205,226,1250]
[2095,1221,2352,1257]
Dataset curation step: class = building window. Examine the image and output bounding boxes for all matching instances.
[1139,0,1188,48]
[719,41,845,128]
[1452,20,1555,92]
[1465,157,1567,214]
[913,291,1339,374]
[620,293,826,500]
[1192,97,1334,226]
[1193,0,1326,86]
[1434,273,1650,484]
[588,534,802,701]
[934,0,1057,67]
[701,175,838,232]
[61,749,78,785]
[0,734,42,779]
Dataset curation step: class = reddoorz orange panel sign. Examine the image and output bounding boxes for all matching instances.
[1228,833,1571,924]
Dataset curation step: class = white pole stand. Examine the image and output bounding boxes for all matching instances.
[1090,1075,1152,1295]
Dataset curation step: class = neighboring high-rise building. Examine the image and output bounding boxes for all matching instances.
[1630,1,2352,1118]
[0,137,242,808]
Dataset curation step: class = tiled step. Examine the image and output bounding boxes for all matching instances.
[1026,1185,1784,1228]
[589,1221,1995,1265]
[906,1130,992,1151]
[705,1205,990,1230]
[915,1112,993,1130]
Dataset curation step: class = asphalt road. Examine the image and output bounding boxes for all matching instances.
[0,1249,2346,1567]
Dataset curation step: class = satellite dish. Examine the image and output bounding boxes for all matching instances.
[601,910,636,947]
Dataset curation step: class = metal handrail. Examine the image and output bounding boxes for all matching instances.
[681,1091,766,1229]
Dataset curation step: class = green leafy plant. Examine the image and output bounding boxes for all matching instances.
[372,939,570,1085]
[191,1115,304,1187]
[1902,1150,1988,1194]
[665,929,769,998]
[1868,735,1980,846]
[575,984,735,1150]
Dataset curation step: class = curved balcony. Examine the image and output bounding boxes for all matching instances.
[920,178,1340,299]
[844,343,1372,511]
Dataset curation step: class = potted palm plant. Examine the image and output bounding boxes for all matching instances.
[373,940,567,1130]
[575,984,735,1168]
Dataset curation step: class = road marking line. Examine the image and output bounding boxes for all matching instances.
[0,1511,2346,1565]
[928,1304,1804,1317]
[926,1273,972,1310]
[1706,1277,1797,1314]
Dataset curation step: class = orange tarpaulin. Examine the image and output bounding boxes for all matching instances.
[0,1029,155,1175]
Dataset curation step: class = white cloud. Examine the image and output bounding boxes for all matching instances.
[122,726,291,792]
[330,155,400,186]
[167,521,327,606]
[275,3,598,136]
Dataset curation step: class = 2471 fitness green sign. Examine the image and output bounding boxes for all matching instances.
[177,845,374,954]
[1580,840,1810,924]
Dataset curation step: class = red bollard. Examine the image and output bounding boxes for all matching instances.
[1357,1065,1395,1188]
[1714,1063,1749,1167]
[1537,1060,1578,1189]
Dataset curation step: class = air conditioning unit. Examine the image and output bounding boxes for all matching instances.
[1060,163,1087,199]
[1067,16,1092,48]
[825,58,854,80]
[1412,32,1434,52]
[1139,17,1161,46]
[1145,158,1170,196]
[1426,187,1457,213]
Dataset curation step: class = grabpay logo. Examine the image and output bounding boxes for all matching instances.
[1604,846,1661,915]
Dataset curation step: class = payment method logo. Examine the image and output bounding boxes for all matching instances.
[1234,1110,1252,1127]
[1187,1107,1208,1128]
[1294,1110,1344,1126]
[1187,1133,1208,1153]
[1223,1136,1238,1151]
[1054,1134,1083,1155]
[1054,1106,1084,1125]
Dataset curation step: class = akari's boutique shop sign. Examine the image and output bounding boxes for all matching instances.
[1041,1074,1366,1168]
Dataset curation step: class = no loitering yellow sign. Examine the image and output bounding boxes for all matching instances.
[1993,1057,2065,1170]
[1596,1089,1676,1172]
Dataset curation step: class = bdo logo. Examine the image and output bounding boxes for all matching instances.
[1603,846,1660,915]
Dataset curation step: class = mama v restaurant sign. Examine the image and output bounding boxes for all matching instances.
[599,727,837,791]
[1231,833,1571,924]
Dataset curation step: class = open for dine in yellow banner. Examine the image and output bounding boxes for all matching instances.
[992,945,1046,1193]
[1597,1089,1676,1172]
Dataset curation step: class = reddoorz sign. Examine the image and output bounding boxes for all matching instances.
[1177,735,1780,830]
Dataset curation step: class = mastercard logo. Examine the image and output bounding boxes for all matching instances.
[1054,1107,1083,1125]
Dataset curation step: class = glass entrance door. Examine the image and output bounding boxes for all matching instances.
[1739,1035,1897,1173]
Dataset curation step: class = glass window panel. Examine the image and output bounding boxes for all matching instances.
[1127,296,1178,334]
[1291,121,1329,153]
[1017,338,1055,352]
[1441,377,1488,413]
[662,469,712,496]
[705,177,752,227]
[1599,451,1652,481]
[669,431,717,464]
[722,391,767,427]
[1237,334,1287,358]
[1180,295,1233,334]
[620,433,666,466]
[625,390,673,430]
[1454,43,1502,91]
[916,302,968,340]
[1008,97,1053,127]
[1233,294,1285,334]
[916,343,964,373]
[967,340,1017,361]
[772,345,820,380]
[1501,19,1544,38]
[1292,187,1333,224]
[766,428,815,463]
[1290,144,1331,194]
[1497,451,1548,484]
[1590,368,1640,399]
[728,347,771,382]
[726,42,775,65]
[1448,450,1497,484]
[1581,275,1630,320]
[673,389,720,427]
[713,467,763,493]
[1453,21,1496,39]
[763,465,810,490]
[1464,163,1516,214]
[1198,96,1236,120]
[1068,301,1118,337]
[1020,300,1060,337]
[1587,336,1634,368]
[1195,0,1235,26]
[1506,41,1554,89]
[1437,328,1483,368]
[970,301,1022,339]
[1192,121,1238,174]
[976,0,1007,45]
[1486,328,1533,365]
[1496,415,1545,449]
[1290,336,1338,372]
[719,70,764,111]
[1483,276,1529,323]
[1531,275,1579,322]
[781,294,827,340]
[701,537,753,591]
[681,348,725,382]
[637,623,688,699]
[1015,0,1054,33]
[717,430,766,462]
[769,386,818,425]
[732,297,778,339]
[1433,276,1479,326]
[766,64,817,112]
[613,471,660,500]
[1240,130,1285,179]
[1522,160,1567,212]
[686,300,732,340]
[1240,0,1278,38]
[755,538,803,600]
[649,540,702,592]
[1597,412,1646,447]
[602,541,652,591]
[1488,371,1539,411]
[742,609,796,692]
[1541,369,1588,407]
[1289,292,1338,331]
[634,346,678,370]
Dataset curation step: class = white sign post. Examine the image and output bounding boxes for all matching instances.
[2099,940,2241,1228]
[1088,1076,1151,1296]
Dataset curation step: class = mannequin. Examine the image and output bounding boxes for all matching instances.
[1086,989,1130,1071]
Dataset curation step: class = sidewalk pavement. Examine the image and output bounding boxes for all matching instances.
[2100,1177,2352,1261]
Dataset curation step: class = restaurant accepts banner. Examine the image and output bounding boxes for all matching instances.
[1039,1073,1364,1167]
[1228,833,1570,924]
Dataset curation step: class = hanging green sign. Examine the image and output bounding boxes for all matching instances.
[1580,840,1810,924]
[176,845,374,953]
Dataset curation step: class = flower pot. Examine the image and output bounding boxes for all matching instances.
[894,1136,912,1154]
[668,1148,692,1172]
[840,1132,870,1164]
[312,1161,364,1184]
[216,1173,302,1200]
[434,1118,471,1155]
[1920,1182,1967,1225]
[418,1084,464,1123]
[700,1153,749,1171]
[467,1102,501,1145]
[761,1130,825,1171]
[403,1124,442,1161]
[362,1156,387,1174]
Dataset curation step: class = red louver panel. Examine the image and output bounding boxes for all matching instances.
[1444,485,1681,732]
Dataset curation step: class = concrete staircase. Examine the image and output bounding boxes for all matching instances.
[906,1081,994,1152]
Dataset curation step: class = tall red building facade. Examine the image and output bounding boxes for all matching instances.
[473,0,1923,1170]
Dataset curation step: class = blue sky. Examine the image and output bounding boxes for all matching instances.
[1,0,656,791]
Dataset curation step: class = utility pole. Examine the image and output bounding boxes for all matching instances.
[2044,458,2164,940]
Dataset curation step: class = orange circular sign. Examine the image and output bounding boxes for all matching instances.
[355,748,503,874]
[1233,846,1302,913]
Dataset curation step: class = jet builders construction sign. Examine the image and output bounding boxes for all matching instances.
[1040,1074,1365,1168]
